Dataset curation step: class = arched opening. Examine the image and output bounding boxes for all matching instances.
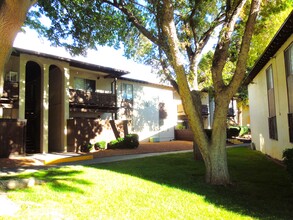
[49,65,63,152]
[25,61,41,153]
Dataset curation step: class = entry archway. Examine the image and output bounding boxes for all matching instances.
[49,65,63,152]
[25,61,41,153]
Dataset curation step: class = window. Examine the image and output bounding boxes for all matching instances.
[122,84,133,101]
[74,77,95,92]
[285,43,293,142]
[5,71,18,82]
[266,65,278,140]
[121,83,133,119]
[159,102,167,126]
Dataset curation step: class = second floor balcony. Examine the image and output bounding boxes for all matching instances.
[69,89,117,111]
[0,81,19,108]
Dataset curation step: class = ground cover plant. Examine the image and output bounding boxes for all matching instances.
[1,147,293,219]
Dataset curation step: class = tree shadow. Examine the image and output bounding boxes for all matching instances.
[1,168,92,194]
[87,147,293,219]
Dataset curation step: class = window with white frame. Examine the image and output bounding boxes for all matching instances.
[122,83,133,101]
[266,65,278,140]
[285,43,293,142]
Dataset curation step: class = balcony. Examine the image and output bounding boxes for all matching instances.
[0,82,19,108]
[69,89,118,112]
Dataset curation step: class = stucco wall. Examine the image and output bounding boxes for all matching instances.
[248,35,293,159]
[117,80,177,142]
[69,68,112,92]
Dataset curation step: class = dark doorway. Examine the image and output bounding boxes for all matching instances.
[49,65,63,152]
[25,61,41,153]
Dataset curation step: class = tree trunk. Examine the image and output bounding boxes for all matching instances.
[0,0,36,96]
[204,138,230,185]
[199,96,230,185]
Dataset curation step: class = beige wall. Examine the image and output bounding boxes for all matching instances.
[238,105,250,127]
[117,80,177,142]
[248,34,293,160]
[69,68,112,92]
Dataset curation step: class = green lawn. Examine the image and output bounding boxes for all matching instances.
[1,147,293,219]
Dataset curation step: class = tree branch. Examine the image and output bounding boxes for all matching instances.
[102,0,160,45]
[227,0,261,97]
[197,13,225,52]
[211,0,247,93]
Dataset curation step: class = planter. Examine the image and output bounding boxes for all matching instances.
[0,119,27,158]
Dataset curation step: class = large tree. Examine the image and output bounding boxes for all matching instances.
[30,0,270,185]
[3,0,289,185]
[0,0,36,95]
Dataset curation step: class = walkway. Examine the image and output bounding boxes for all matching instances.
[0,141,193,174]
[0,141,249,175]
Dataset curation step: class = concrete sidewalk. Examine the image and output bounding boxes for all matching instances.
[0,143,250,176]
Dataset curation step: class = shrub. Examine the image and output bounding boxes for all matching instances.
[94,141,106,150]
[107,134,139,149]
[283,148,293,181]
[125,134,139,149]
[80,143,93,152]
[239,126,251,137]
[227,127,241,138]
[175,124,186,130]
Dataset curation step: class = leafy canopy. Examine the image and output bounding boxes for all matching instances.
[26,0,228,83]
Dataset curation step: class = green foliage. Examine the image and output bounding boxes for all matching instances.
[175,123,186,130]
[107,134,139,149]
[227,127,241,139]
[197,3,291,99]
[248,4,292,68]
[283,148,293,181]
[80,143,93,152]
[239,126,250,137]
[94,141,106,150]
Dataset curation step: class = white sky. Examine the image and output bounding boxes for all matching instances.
[13,26,217,84]
[13,28,160,83]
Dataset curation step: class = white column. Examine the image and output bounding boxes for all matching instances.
[18,58,26,120]
[63,67,70,151]
[41,64,49,154]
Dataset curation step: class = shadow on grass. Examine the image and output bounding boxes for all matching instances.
[89,147,293,219]
[1,168,92,194]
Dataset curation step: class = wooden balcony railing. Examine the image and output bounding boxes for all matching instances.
[69,89,117,110]
[0,82,19,108]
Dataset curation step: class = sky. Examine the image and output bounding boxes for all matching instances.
[13,27,160,84]
[13,25,217,84]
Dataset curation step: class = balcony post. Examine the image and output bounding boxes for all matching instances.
[63,67,70,152]
[18,57,27,120]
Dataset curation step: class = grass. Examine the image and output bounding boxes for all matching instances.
[1,146,293,219]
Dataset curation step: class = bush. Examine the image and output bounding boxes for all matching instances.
[283,148,293,181]
[239,126,251,137]
[107,134,139,149]
[94,141,106,150]
[175,124,186,130]
[80,143,93,152]
[125,134,139,148]
[227,127,241,138]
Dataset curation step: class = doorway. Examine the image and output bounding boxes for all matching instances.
[25,61,41,153]
[49,65,63,152]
